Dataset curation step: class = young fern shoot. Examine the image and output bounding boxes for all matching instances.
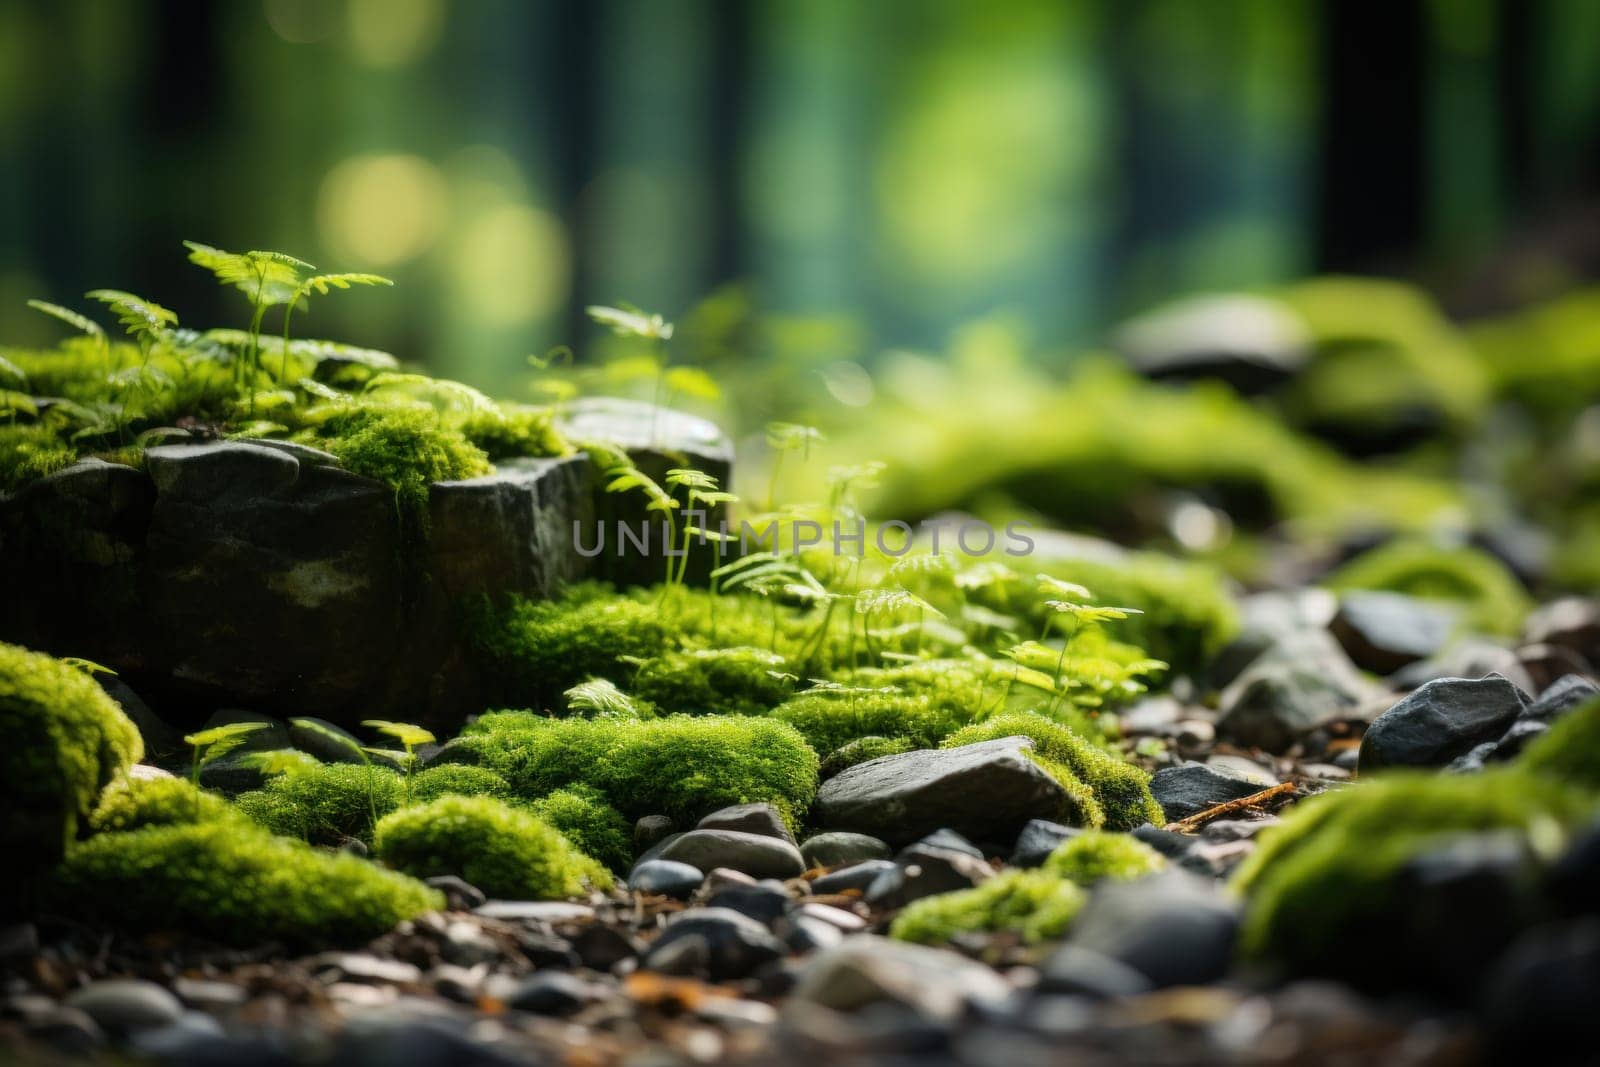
[279,272,393,382]
[183,722,269,817]
[586,303,675,445]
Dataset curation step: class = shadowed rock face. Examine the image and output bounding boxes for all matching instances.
[0,401,736,731]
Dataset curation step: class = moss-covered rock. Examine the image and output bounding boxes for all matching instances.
[1042,830,1165,884]
[529,786,633,873]
[461,712,818,831]
[458,405,570,462]
[631,646,796,715]
[307,405,491,508]
[374,795,611,899]
[819,735,916,779]
[1232,770,1597,984]
[771,689,963,755]
[942,714,1164,831]
[1514,696,1600,789]
[889,868,1087,945]
[51,821,441,946]
[1,642,143,882]
[232,762,404,844]
[1325,539,1532,637]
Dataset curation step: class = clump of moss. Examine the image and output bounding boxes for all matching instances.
[474,585,669,702]
[771,689,961,755]
[889,869,1086,945]
[942,714,1164,831]
[462,712,818,831]
[88,777,236,834]
[1514,696,1600,789]
[631,647,796,715]
[1,642,143,881]
[458,405,570,461]
[819,735,916,778]
[232,762,404,844]
[0,422,77,494]
[51,821,442,947]
[1043,830,1165,884]
[408,764,512,804]
[529,785,633,873]
[1324,538,1532,636]
[310,405,491,507]
[374,795,611,899]
[1232,770,1595,984]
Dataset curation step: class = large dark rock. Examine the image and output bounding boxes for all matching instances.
[644,829,806,880]
[1358,675,1528,773]
[814,737,1070,847]
[0,407,719,731]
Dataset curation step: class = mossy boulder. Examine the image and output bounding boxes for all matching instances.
[374,795,611,899]
[455,712,818,832]
[407,764,513,804]
[1,642,143,885]
[941,714,1165,831]
[88,776,236,834]
[1043,831,1166,884]
[631,646,796,715]
[529,786,633,873]
[50,821,442,947]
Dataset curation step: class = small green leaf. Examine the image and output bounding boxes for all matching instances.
[361,719,435,749]
[586,304,673,340]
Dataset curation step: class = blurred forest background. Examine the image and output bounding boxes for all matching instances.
[4,0,1600,396]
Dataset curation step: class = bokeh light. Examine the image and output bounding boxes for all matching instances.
[317,154,448,267]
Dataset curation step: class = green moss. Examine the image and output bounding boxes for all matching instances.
[408,764,512,804]
[51,821,441,947]
[88,777,236,834]
[0,422,77,494]
[474,585,669,702]
[374,795,611,899]
[818,735,916,778]
[458,405,570,461]
[310,405,491,507]
[233,762,404,844]
[889,869,1087,945]
[771,689,962,755]
[961,553,1238,678]
[1,642,143,880]
[631,647,796,715]
[1516,697,1600,789]
[1324,538,1532,636]
[942,713,1164,831]
[529,786,633,873]
[462,712,818,831]
[1232,770,1597,982]
[1043,830,1165,884]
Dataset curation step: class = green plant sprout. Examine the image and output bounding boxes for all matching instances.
[183,722,268,817]
[290,717,381,831]
[362,719,435,801]
[563,678,643,719]
[664,467,739,587]
[586,303,708,445]
[764,422,824,512]
[25,299,111,373]
[278,271,393,382]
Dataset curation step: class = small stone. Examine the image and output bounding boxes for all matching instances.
[866,843,993,909]
[506,972,607,1016]
[1525,674,1599,722]
[1010,820,1082,869]
[810,860,897,896]
[441,920,500,966]
[570,923,643,971]
[24,1007,105,1054]
[171,978,247,1011]
[1391,639,1536,694]
[473,900,595,923]
[634,814,676,854]
[789,935,1013,1021]
[643,908,787,981]
[1358,674,1529,773]
[1517,644,1594,693]
[814,737,1071,847]
[1149,763,1264,820]
[1036,945,1155,999]
[425,875,487,911]
[628,859,705,899]
[1067,871,1238,988]
[799,832,891,870]
[1114,293,1311,393]
[796,902,868,932]
[649,829,806,879]
[904,828,986,860]
[316,953,423,986]
[287,716,366,763]
[1524,597,1600,665]
[65,979,184,1034]
[706,883,791,925]
[697,803,793,844]
[1330,591,1458,674]
[783,914,845,954]
[1132,824,1195,859]
[1216,631,1376,753]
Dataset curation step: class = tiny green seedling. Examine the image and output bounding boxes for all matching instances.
[563,678,641,719]
[183,721,269,817]
[291,717,381,829]
[362,720,435,792]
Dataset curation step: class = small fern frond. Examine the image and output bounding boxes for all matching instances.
[26,299,105,340]
[294,272,394,303]
[564,678,641,719]
[183,241,308,306]
[587,304,673,340]
[766,421,824,454]
[85,289,178,342]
